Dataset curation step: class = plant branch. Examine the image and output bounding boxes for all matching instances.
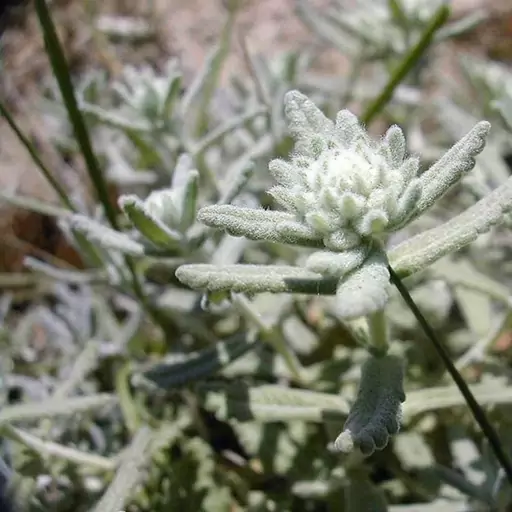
[34,0,118,228]
[361,4,450,125]
[0,102,77,211]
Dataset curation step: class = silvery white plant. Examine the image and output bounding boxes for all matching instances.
[66,155,200,260]
[78,58,183,134]
[177,90,494,320]
[112,59,183,125]
[174,89,512,455]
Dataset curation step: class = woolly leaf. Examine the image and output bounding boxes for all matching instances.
[199,382,350,422]
[402,383,512,419]
[68,214,145,256]
[336,249,391,319]
[383,124,407,167]
[175,264,338,295]
[415,121,491,215]
[333,354,405,456]
[305,247,369,278]
[197,204,324,247]
[390,175,512,277]
[119,195,182,248]
[335,109,366,147]
[178,170,199,231]
[284,90,335,155]
[198,381,512,425]
[93,427,153,512]
[138,335,259,389]
[0,394,115,426]
[268,158,297,188]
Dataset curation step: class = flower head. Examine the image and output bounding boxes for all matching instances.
[179,90,490,320]
[268,91,421,251]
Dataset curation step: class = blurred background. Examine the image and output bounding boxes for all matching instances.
[0,0,511,274]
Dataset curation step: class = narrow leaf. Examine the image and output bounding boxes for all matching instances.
[336,249,391,319]
[79,102,153,132]
[199,383,350,422]
[179,170,199,232]
[199,381,512,425]
[0,394,115,426]
[68,214,145,256]
[139,335,259,389]
[390,176,512,277]
[119,195,181,248]
[163,74,183,120]
[416,121,491,215]
[197,204,324,247]
[93,427,153,512]
[175,264,338,295]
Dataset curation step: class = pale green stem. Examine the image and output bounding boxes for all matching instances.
[345,317,371,348]
[367,309,389,355]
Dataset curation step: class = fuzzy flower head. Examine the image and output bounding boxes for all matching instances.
[178,90,489,320]
[268,91,421,252]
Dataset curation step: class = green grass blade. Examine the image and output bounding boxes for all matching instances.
[361,4,450,125]
[34,0,118,229]
[0,101,76,211]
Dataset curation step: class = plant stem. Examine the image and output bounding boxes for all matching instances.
[0,102,77,211]
[367,309,389,355]
[361,4,450,125]
[34,0,170,331]
[34,0,118,228]
[388,264,512,485]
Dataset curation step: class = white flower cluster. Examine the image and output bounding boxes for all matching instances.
[179,90,490,319]
[269,92,421,253]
